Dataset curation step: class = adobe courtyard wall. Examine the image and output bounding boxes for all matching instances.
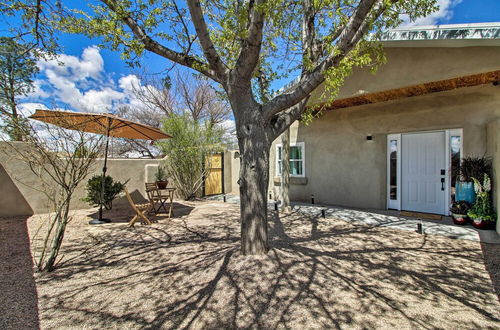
[0,142,163,216]
[0,144,237,217]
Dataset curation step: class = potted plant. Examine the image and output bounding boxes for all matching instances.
[450,201,470,225]
[155,166,168,189]
[456,156,492,204]
[467,175,496,229]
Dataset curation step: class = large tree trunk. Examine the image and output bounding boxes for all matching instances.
[239,137,270,255]
[231,88,271,255]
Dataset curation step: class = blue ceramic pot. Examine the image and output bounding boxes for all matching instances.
[456,181,476,204]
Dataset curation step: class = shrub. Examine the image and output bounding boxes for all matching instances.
[82,175,127,210]
[157,113,223,200]
[460,156,492,182]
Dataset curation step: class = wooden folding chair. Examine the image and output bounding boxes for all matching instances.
[124,187,153,227]
[145,182,170,215]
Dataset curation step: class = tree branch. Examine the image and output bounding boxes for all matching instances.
[186,0,228,81]
[268,98,308,139]
[261,0,381,121]
[234,0,266,81]
[101,0,220,82]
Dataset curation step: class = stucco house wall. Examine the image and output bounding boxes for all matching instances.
[270,85,500,209]
[270,44,500,215]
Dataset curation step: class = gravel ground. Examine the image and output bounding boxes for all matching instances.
[2,201,500,329]
[481,243,500,300]
[0,217,39,330]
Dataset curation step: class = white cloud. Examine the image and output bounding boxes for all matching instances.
[401,0,462,26]
[24,47,165,116]
[38,46,104,82]
[24,79,50,99]
[218,119,237,149]
[17,103,48,117]
[34,46,127,112]
[119,74,141,92]
[79,88,125,112]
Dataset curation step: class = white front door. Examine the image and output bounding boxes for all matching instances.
[401,132,446,214]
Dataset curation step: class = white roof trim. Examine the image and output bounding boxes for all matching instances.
[379,22,500,42]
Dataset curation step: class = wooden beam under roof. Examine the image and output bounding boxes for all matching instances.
[313,70,500,112]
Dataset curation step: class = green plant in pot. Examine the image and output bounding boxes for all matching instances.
[456,156,492,204]
[467,175,496,229]
[155,166,168,189]
[82,175,127,210]
[450,201,470,225]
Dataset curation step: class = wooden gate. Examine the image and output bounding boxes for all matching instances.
[204,153,224,196]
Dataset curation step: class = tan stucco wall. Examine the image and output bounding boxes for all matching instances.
[222,150,236,194]
[271,84,500,211]
[487,119,500,235]
[226,150,240,195]
[311,46,500,105]
[0,142,163,216]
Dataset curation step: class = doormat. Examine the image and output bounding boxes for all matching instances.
[400,211,442,220]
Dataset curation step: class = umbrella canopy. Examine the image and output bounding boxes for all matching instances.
[29,109,171,140]
[29,109,172,224]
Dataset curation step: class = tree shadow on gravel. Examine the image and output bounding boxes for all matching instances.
[0,216,40,330]
[480,242,500,301]
[30,204,500,329]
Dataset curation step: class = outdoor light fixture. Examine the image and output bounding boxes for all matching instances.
[417,222,423,234]
[311,194,315,204]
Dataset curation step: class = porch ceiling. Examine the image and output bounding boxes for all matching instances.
[314,70,500,111]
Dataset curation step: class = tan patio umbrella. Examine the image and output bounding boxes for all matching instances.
[29,109,172,224]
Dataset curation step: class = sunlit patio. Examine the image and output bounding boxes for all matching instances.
[1,200,499,329]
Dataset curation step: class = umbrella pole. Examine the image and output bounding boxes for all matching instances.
[90,124,111,224]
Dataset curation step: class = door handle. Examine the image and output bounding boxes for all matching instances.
[441,178,445,191]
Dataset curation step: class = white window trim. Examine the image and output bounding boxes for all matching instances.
[387,134,401,210]
[276,142,305,178]
[386,129,463,216]
[448,128,464,214]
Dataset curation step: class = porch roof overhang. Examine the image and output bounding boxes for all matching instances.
[299,23,500,110]
[313,70,500,112]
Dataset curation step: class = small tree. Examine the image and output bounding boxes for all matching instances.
[158,113,223,200]
[82,175,127,210]
[3,118,102,272]
[0,37,39,141]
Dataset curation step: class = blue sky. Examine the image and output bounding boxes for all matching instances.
[5,0,500,119]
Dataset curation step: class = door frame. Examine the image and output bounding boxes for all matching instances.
[387,128,463,216]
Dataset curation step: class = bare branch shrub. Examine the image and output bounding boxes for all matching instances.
[114,72,232,158]
[2,117,102,271]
